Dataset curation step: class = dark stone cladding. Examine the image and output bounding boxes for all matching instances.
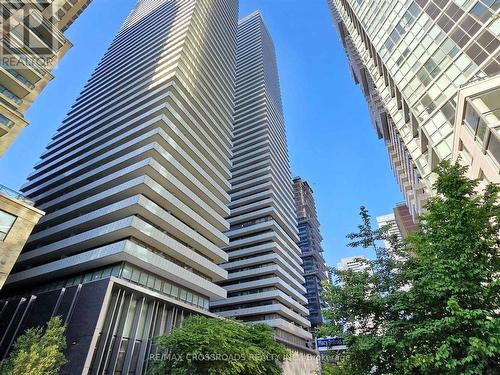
[0,278,110,374]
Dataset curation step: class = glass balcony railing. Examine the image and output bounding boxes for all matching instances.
[4,37,47,76]
[0,85,23,105]
[0,183,34,205]
[25,24,61,54]
[230,216,273,230]
[486,132,500,166]
[3,64,35,89]
[28,9,67,46]
[8,27,55,70]
[0,114,14,128]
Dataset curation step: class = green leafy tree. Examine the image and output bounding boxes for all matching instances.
[148,315,290,375]
[318,206,405,374]
[321,362,347,375]
[399,162,500,374]
[0,316,67,375]
[320,162,500,374]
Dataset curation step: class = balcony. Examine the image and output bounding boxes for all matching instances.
[5,7,68,61]
[0,113,15,128]
[0,63,34,94]
[2,35,50,81]
[10,25,55,58]
[27,8,68,48]
[229,216,272,230]
[0,183,34,205]
[0,84,23,105]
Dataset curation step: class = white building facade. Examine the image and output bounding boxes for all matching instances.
[0,0,238,373]
[211,10,314,356]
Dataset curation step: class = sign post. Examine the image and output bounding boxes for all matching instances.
[316,336,346,366]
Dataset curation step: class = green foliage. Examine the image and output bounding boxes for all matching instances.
[0,316,67,375]
[321,362,351,375]
[320,162,500,374]
[148,315,290,375]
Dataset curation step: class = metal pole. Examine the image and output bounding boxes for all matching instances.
[315,337,322,375]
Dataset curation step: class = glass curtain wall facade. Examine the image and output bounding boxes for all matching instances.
[0,0,238,373]
[292,177,328,329]
[211,11,313,352]
[328,0,500,218]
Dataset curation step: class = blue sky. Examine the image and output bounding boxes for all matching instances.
[0,0,402,267]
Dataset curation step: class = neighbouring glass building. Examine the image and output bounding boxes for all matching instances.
[328,0,500,218]
[292,177,329,330]
[0,0,238,373]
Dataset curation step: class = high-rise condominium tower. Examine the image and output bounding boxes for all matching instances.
[211,11,315,360]
[338,256,371,273]
[376,212,404,250]
[0,0,237,373]
[292,177,329,329]
[0,0,91,289]
[328,0,500,218]
[0,0,92,155]
[377,203,419,247]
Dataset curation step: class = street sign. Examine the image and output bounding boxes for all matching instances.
[316,336,346,352]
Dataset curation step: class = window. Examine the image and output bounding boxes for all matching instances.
[464,103,480,132]
[130,268,140,283]
[487,133,500,164]
[146,275,155,289]
[441,38,459,58]
[440,101,456,123]
[470,2,493,23]
[0,114,14,128]
[163,282,172,295]
[171,285,179,298]
[484,60,500,75]
[384,2,422,52]
[180,289,187,301]
[153,277,162,291]
[0,210,16,241]
[476,119,488,144]
[139,272,148,286]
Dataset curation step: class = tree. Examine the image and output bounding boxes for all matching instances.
[148,315,290,375]
[320,162,500,374]
[0,316,67,375]
[318,206,405,374]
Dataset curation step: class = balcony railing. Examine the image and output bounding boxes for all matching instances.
[0,114,14,128]
[0,184,34,205]
[0,84,23,105]
[29,9,67,46]
[4,36,47,76]
[230,216,272,230]
[3,63,35,89]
